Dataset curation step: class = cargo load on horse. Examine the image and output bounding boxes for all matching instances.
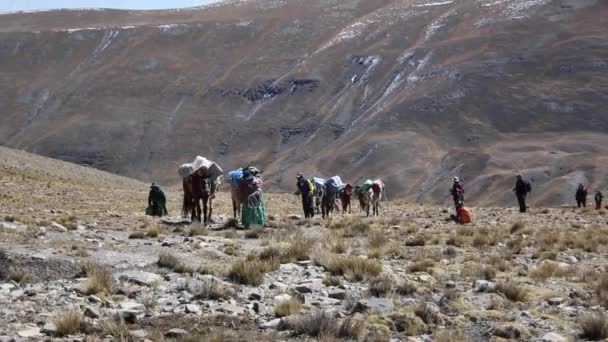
[312,177,326,215]
[322,176,345,219]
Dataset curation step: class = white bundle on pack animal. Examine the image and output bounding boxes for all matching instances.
[178,163,194,179]
[191,156,224,181]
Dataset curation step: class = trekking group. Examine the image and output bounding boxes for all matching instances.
[145,156,604,227]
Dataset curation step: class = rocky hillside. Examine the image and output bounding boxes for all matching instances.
[2,146,608,341]
[0,0,607,205]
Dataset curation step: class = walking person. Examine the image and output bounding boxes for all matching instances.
[513,175,531,213]
[595,191,603,210]
[294,173,315,218]
[450,177,465,221]
[575,184,588,208]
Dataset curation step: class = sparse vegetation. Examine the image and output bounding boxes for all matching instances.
[275,298,303,317]
[368,275,394,297]
[102,319,130,340]
[579,312,608,340]
[54,309,84,337]
[405,236,426,247]
[229,253,280,286]
[281,232,315,263]
[187,279,233,300]
[494,282,528,302]
[408,259,435,274]
[510,221,525,234]
[9,269,32,283]
[80,260,113,295]
[323,275,342,287]
[190,224,208,237]
[314,253,382,282]
[146,224,160,238]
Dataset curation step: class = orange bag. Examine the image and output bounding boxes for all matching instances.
[459,207,472,224]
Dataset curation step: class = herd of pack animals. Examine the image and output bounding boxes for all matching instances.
[161,157,600,227]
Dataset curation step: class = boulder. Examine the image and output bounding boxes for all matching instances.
[41,323,57,336]
[84,306,100,319]
[473,280,495,293]
[328,289,346,300]
[547,297,564,306]
[185,304,201,314]
[17,326,42,337]
[260,318,281,329]
[165,329,188,338]
[541,332,567,342]
[352,297,394,314]
[50,222,68,233]
[119,271,162,287]
[493,323,528,339]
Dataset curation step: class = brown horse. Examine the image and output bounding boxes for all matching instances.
[339,185,353,214]
[183,173,219,224]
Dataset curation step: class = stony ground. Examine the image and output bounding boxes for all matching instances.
[1,147,608,342]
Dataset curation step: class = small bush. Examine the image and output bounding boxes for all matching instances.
[368,229,389,249]
[367,246,385,259]
[275,298,303,317]
[494,282,527,302]
[326,234,347,254]
[281,311,363,339]
[80,260,113,295]
[579,312,608,340]
[314,254,381,282]
[368,275,394,297]
[54,309,84,337]
[9,270,32,283]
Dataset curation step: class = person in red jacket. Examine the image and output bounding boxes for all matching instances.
[450,177,464,220]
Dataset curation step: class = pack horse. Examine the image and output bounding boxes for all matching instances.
[179,156,223,224]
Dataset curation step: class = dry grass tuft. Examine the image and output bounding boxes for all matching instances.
[128,231,145,239]
[579,312,608,340]
[368,275,394,297]
[530,262,576,282]
[281,311,364,339]
[314,254,382,282]
[157,252,180,269]
[494,281,528,302]
[408,259,435,274]
[281,232,315,263]
[228,253,279,286]
[323,275,342,287]
[405,236,426,247]
[102,319,129,340]
[188,279,233,300]
[396,281,417,296]
[80,260,113,295]
[510,221,525,234]
[275,298,303,317]
[9,269,32,283]
[414,302,443,325]
[54,309,84,337]
[244,227,264,239]
[189,224,208,237]
[326,233,347,254]
[595,274,608,308]
[146,224,160,238]
[368,229,389,249]
[141,291,158,311]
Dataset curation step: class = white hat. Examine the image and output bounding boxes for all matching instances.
[453,177,459,182]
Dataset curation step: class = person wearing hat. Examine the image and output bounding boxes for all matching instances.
[450,177,465,220]
[294,173,315,218]
[148,183,168,217]
[512,174,531,213]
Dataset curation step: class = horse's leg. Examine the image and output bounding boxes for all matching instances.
[208,197,214,224]
[196,198,202,222]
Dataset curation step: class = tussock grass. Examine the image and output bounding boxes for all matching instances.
[228,253,280,286]
[579,312,608,340]
[281,232,315,263]
[510,221,525,234]
[396,281,417,296]
[595,274,608,308]
[189,224,208,237]
[323,275,342,287]
[325,233,347,254]
[368,275,394,297]
[102,319,129,340]
[281,311,364,339]
[494,282,528,302]
[367,246,385,259]
[414,302,443,325]
[314,253,382,282]
[368,229,388,249]
[275,298,303,317]
[188,279,233,300]
[141,291,158,311]
[54,309,84,337]
[530,262,576,282]
[408,259,435,274]
[146,224,160,238]
[80,260,113,295]
[405,236,426,247]
[157,252,180,269]
[244,227,264,239]
[9,269,32,283]
[128,231,145,239]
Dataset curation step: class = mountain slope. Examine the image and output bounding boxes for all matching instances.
[0,0,607,206]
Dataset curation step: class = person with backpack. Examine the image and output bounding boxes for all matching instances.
[294,173,315,218]
[147,183,168,217]
[575,184,588,208]
[513,175,531,213]
[595,191,603,210]
[450,177,465,220]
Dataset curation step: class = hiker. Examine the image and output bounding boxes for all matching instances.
[595,191,603,210]
[575,184,588,208]
[450,177,464,220]
[294,173,315,218]
[513,175,531,213]
[239,169,265,229]
[148,183,168,217]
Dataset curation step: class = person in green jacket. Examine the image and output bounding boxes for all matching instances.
[148,183,168,217]
[240,170,266,229]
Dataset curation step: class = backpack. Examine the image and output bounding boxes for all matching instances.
[459,207,472,224]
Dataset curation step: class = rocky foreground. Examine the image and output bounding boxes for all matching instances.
[1,147,608,341]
